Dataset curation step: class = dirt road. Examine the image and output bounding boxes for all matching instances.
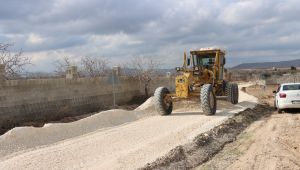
[0,84,257,170]
[197,85,300,170]
[197,112,300,170]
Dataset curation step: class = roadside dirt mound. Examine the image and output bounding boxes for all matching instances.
[135,97,154,111]
[140,104,272,170]
[0,95,162,159]
[0,109,138,159]
[135,97,158,117]
[0,94,172,159]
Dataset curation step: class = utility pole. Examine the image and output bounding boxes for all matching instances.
[112,68,116,107]
[112,66,120,108]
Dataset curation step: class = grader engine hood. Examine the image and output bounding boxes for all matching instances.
[175,73,192,98]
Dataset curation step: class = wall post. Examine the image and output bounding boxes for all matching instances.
[0,64,6,83]
[66,66,79,80]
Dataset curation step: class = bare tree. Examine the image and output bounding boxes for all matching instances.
[80,56,109,77]
[291,66,297,83]
[127,56,160,97]
[0,43,31,79]
[53,56,72,76]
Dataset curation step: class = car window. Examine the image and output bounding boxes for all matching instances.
[282,84,300,91]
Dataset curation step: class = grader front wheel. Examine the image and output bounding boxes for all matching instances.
[201,84,216,115]
[154,87,173,116]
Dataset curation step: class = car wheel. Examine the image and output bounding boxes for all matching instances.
[277,108,283,114]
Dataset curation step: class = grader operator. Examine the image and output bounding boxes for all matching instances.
[154,48,239,115]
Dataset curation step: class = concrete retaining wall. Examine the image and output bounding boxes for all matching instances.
[0,76,174,128]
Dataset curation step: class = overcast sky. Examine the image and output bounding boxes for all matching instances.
[0,0,299,71]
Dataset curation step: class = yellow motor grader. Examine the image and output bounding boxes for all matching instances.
[154,48,239,115]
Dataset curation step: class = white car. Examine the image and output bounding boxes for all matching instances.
[274,83,300,113]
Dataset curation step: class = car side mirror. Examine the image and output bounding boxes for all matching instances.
[187,58,190,66]
[272,90,277,94]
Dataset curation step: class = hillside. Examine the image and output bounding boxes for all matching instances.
[232,59,300,69]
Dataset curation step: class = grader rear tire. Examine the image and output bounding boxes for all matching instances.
[232,83,239,104]
[226,83,239,104]
[154,87,173,116]
[224,81,229,96]
[201,84,216,115]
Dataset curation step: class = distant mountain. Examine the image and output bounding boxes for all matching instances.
[232,59,300,69]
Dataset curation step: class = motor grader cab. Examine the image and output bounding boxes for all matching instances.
[154,48,239,115]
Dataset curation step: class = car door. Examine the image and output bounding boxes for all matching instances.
[283,84,300,103]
